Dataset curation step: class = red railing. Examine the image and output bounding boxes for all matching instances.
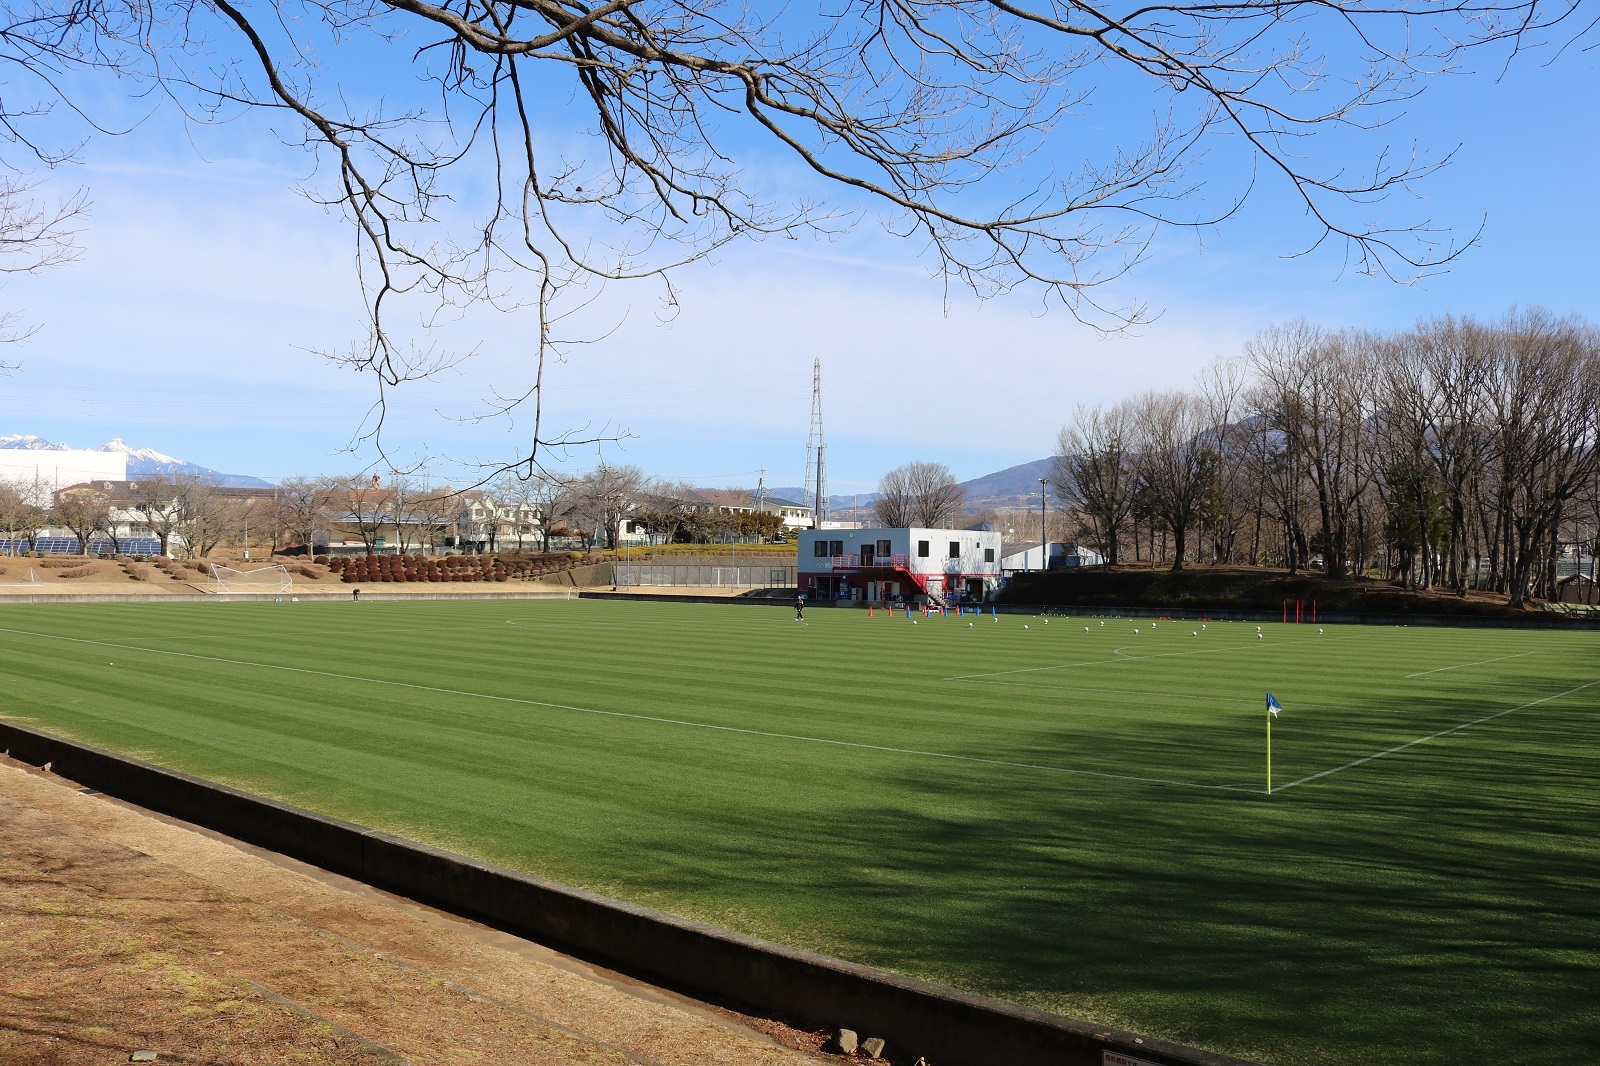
[829,553,911,570]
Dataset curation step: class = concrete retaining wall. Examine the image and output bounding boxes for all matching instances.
[0,721,1254,1066]
[995,601,1600,630]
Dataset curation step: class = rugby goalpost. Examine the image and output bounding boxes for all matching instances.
[209,563,293,593]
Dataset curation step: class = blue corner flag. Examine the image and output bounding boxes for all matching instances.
[1265,693,1283,794]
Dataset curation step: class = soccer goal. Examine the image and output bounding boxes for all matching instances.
[210,563,293,593]
[0,567,42,587]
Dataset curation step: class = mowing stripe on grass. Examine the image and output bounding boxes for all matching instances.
[0,625,1254,794]
[943,632,1351,681]
[1404,650,1540,678]
[1273,677,1600,793]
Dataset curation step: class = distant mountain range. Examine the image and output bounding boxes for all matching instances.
[0,435,272,488]
[769,456,1054,514]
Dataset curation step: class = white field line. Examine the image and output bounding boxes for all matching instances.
[0,626,1246,794]
[943,633,1352,681]
[944,677,1248,706]
[1272,678,1600,793]
[1404,650,1539,678]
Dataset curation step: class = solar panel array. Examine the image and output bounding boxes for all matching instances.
[0,537,164,555]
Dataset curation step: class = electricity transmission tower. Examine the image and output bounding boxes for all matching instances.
[803,358,828,526]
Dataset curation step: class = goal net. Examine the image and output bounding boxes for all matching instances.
[210,563,293,593]
[0,567,41,586]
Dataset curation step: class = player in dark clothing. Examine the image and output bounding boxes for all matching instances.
[795,593,805,621]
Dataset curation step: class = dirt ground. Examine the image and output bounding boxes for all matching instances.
[0,757,837,1065]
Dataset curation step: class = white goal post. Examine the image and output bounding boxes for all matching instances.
[209,563,293,593]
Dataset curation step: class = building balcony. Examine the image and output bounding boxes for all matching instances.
[829,553,911,570]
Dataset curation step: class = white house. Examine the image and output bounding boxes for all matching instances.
[687,488,814,530]
[797,526,1003,605]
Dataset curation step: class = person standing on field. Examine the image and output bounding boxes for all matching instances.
[795,592,804,621]
[353,587,361,602]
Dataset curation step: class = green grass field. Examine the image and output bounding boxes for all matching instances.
[2,598,1597,1064]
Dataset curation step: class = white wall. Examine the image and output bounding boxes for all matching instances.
[799,526,1002,576]
[0,450,127,504]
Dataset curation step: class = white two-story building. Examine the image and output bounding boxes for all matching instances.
[797,526,1003,605]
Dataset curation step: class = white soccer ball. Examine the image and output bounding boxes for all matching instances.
[1319,628,1324,634]
[1134,628,1140,634]
[1257,633,1264,640]
[913,620,918,625]
[1024,624,1030,630]
[1099,621,1105,627]
[1084,626,1090,632]
[968,622,974,627]
[1192,631,1198,637]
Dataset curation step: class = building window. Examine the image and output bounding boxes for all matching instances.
[830,540,844,556]
[949,541,960,559]
[813,540,829,558]
[984,547,995,563]
[877,539,892,555]
[917,540,929,558]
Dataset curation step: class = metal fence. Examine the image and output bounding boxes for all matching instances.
[615,563,796,588]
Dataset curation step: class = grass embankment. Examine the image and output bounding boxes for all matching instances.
[1000,564,1530,617]
[2,599,1597,1064]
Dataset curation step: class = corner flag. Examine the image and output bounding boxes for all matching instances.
[1265,693,1283,794]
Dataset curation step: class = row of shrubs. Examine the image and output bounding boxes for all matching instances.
[321,551,586,584]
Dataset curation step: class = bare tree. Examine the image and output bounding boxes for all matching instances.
[336,476,396,555]
[1054,402,1137,564]
[0,481,42,552]
[1247,323,1378,579]
[572,463,643,550]
[50,490,109,554]
[276,477,339,558]
[176,479,237,557]
[907,463,966,528]
[0,1,1572,462]
[0,179,87,360]
[1129,391,1212,571]
[874,468,915,529]
[491,474,540,551]
[130,477,186,557]
[875,462,964,528]
[525,474,575,551]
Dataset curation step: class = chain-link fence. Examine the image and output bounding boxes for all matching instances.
[615,564,796,588]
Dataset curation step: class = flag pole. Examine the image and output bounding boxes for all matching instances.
[1266,698,1272,795]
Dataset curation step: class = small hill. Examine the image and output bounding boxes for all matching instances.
[998,565,1534,619]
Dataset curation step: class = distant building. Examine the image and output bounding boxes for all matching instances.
[684,488,814,530]
[797,526,1002,604]
[0,449,126,504]
[1000,541,1104,573]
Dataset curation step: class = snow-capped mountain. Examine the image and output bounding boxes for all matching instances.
[0,434,69,451]
[0,435,271,487]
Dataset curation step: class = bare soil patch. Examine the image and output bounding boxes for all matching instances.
[0,758,831,1066]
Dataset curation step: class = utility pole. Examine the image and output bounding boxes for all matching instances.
[804,359,828,527]
[1039,477,1048,573]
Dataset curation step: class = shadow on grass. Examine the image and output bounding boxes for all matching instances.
[604,679,1600,1066]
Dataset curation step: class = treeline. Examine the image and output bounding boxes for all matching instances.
[1052,310,1600,606]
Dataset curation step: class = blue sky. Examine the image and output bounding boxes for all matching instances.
[1,12,1595,493]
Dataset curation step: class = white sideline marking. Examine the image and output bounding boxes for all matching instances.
[945,677,1246,706]
[1272,678,1600,793]
[0,626,1248,794]
[1404,651,1539,678]
[944,633,1352,681]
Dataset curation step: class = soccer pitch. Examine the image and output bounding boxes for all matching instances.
[3,598,1597,1065]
